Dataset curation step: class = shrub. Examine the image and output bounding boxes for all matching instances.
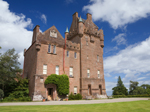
[113,94,150,98]
[2,96,31,102]
[68,93,82,100]
[45,74,69,95]
[0,89,4,100]
[68,93,75,100]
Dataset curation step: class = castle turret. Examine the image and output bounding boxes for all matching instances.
[99,29,104,48]
[78,16,84,37]
[32,25,40,44]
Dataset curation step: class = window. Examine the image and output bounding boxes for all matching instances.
[86,41,88,45]
[98,70,100,78]
[48,44,51,53]
[74,52,77,58]
[40,77,44,83]
[53,45,56,54]
[74,86,77,94]
[87,69,90,78]
[55,66,59,75]
[43,64,47,74]
[69,67,73,77]
[97,55,99,62]
[67,51,69,57]
[88,85,91,95]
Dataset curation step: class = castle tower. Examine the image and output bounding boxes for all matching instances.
[67,12,106,98]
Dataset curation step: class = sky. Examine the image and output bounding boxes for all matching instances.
[0,0,150,96]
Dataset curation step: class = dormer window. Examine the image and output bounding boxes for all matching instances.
[50,30,57,38]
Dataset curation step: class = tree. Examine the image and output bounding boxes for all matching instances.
[0,48,22,96]
[0,89,4,100]
[129,81,139,95]
[112,76,128,95]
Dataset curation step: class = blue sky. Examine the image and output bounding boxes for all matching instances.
[0,0,150,95]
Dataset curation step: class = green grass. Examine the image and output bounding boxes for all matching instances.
[0,100,150,112]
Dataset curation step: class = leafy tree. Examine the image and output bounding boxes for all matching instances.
[112,76,128,95]
[0,89,4,100]
[129,81,139,95]
[0,48,22,96]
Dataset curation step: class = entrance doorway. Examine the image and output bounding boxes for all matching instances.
[99,85,102,95]
[48,88,53,100]
[88,85,92,95]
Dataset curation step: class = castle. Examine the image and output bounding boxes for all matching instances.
[23,12,107,100]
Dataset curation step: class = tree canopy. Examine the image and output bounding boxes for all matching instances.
[112,76,128,95]
[129,81,150,95]
[0,48,22,97]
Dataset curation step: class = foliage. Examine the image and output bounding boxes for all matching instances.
[2,96,31,102]
[129,81,150,95]
[0,89,4,100]
[112,76,128,95]
[1,75,31,102]
[129,81,139,95]
[113,94,150,98]
[45,74,69,95]
[68,93,82,100]
[0,48,22,97]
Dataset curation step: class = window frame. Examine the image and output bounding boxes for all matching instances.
[48,44,51,53]
[97,55,99,62]
[43,64,47,74]
[55,65,59,75]
[53,45,56,54]
[69,67,73,77]
[67,50,69,57]
[74,86,77,95]
[74,52,77,59]
[98,70,100,78]
[87,69,90,78]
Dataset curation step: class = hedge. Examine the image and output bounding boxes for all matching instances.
[45,74,69,95]
[68,93,82,100]
[113,94,150,98]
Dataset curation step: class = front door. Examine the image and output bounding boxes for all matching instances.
[48,88,53,100]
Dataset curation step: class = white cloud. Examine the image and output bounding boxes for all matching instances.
[105,73,111,77]
[137,77,146,81]
[83,0,150,29]
[41,14,47,24]
[0,0,33,68]
[104,36,150,82]
[114,76,118,79]
[112,33,126,45]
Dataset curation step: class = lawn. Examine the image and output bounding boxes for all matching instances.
[0,100,150,112]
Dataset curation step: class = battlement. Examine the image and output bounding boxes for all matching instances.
[66,40,80,50]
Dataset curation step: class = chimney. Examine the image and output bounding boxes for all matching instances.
[72,12,78,29]
[72,12,78,19]
[86,13,92,20]
[32,25,40,44]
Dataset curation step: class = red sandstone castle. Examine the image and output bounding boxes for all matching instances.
[23,12,107,100]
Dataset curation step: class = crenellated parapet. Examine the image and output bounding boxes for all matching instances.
[66,40,80,50]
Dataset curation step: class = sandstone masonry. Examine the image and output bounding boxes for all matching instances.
[23,12,106,100]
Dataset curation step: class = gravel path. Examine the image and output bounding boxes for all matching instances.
[0,98,149,106]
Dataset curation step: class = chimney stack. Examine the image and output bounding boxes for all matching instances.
[86,13,92,20]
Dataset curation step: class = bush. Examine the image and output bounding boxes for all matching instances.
[2,96,31,102]
[45,74,69,95]
[113,94,150,98]
[68,93,82,100]
[0,89,4,100]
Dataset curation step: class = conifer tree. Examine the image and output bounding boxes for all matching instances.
[112,76,128,95]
